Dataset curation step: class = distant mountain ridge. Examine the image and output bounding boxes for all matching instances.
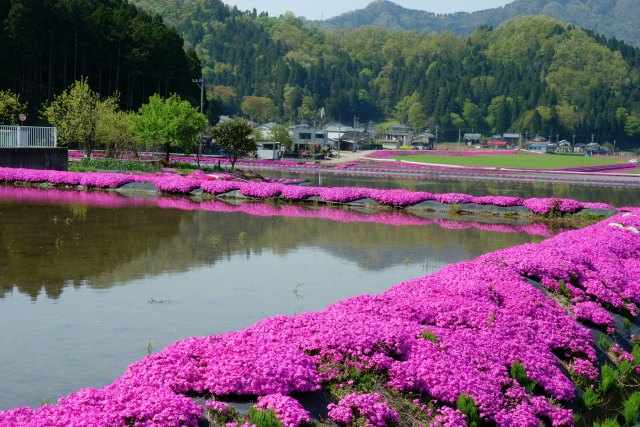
[315,0,640,47]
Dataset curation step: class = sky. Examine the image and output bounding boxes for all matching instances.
[223,0,514,20]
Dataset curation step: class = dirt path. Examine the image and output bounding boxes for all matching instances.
[321,150,375,165]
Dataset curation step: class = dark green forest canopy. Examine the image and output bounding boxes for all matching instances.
[315,0,640,49]
[130,0,640,146]
[0,0,201,121]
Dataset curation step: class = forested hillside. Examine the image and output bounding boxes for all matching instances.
[0,0,201,121]
[130,0,640,145]
[316,0,640,48]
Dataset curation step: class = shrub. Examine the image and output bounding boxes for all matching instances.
[582,388,600,409]
[601,365,618,394]
[249,407,283,427]
[593,418,622,427]
[623,391,640,426]
[456,393,481,427]
[510,361,537,393]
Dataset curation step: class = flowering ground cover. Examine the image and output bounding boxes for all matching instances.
[0,202,638,426]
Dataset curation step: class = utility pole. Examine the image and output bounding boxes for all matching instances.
[272,119,277,161]
[192,76,205,164]
[353,116,358,152]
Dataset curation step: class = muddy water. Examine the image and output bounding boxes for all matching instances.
[0,185,552,409]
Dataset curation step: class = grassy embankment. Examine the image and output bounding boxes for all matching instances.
[394,153,632,169]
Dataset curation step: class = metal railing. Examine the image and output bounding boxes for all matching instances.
[0,125,57,148]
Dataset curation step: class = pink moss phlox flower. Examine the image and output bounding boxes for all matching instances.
[472,196,524,207]
[523,198,583,215]
[327,393,398,427]
[238,182,284,198]
[279,185,322,200]
[429,406,467,427]
[151,175,202,193]
[573,302,615,331]
[319,186,372,203]
[254,393,311,427]
[611,344,635,363]
[435,193,475,204]
[0,379,201,427]
[200,180,242,195]
[206,400,230,414]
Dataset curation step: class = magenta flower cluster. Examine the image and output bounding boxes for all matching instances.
[327,393,399,427]
[254,394,312,427]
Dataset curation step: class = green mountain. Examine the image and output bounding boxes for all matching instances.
[315,0,640,48]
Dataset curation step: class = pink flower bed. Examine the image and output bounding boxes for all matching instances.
[0,167,623,216]
[0,211,638,426]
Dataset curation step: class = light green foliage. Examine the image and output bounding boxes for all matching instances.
[272,125,293,150]
[249,407,282,427]
[241,96,276,122]
[626,115,640,137]
[623,391,640,426]
[456,393,481,427]
[593,418,622,427]
[601,365,618,394]
[547,30,629,105]
[0,90,27,125]
[95,97,137,158]
[420,329,439,344]
[618,360,633,378]
[632,344,640,364]
[131,94,207,162]
[42,78,106,156]
[510,361,537,393]
[582,387,600,409]
[210,118,256,171]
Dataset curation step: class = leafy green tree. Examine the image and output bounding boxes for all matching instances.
[0,90,27,125]
[210,118,256,171]
[96,99,137,158]
[241,96,276,122]
[626,114,640,137]
[42,78,108,157]
[131,94,207,162]
[462,101,482,132]
[273,125,293,151]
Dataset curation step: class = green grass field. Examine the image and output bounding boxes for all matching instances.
[394,153,630,169]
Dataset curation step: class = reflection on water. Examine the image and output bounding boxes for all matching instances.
[0,185,550,409]
[263,171,639,207]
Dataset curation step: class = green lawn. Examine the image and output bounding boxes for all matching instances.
[394,153,629,169]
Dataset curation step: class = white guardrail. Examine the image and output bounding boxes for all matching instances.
[0,125,57,148]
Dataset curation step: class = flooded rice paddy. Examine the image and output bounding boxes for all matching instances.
[0,184,579,409]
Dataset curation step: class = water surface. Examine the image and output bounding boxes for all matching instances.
[1,186,553,409]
